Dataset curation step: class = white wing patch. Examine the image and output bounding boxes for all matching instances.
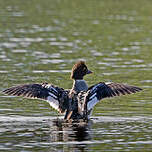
[45,84,60,111]
[86,85,100,111]
[105,82,112,85]
[87,96,98,111]
[89,92,96,100]
[48,92,57,99]
[47,95,59,111]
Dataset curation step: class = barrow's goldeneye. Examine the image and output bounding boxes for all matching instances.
[2,61,142,120]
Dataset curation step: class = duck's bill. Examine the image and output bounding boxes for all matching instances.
[87,70,93,74]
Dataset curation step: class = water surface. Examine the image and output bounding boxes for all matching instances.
[0,0,152,151]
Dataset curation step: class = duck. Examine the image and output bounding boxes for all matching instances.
[2,61,142,120]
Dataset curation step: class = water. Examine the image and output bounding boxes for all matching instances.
[0,0,152,151]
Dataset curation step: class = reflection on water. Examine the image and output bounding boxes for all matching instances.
[1,116,152,151]
[50,119,92,142]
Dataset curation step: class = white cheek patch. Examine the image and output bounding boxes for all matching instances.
[47,96,59,111]
[87,97,98,111]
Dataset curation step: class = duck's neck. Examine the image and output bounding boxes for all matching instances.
[72,79,88,93]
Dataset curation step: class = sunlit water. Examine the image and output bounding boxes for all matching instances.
[0,0,152,151]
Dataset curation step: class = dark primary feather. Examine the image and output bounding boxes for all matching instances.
[3,83,50,99]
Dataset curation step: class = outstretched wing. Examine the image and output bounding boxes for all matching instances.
[86,82,142,111]
[2,83,69,112]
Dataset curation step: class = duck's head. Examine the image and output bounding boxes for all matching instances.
[70,61,92,80]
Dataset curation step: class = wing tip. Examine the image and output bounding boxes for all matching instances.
[2,88,12,95]
[131,86,142,93]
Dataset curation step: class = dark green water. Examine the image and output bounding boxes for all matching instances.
[0,0,152,151]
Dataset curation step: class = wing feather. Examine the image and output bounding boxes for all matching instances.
[86,82,142,110]
[2,83,69,112]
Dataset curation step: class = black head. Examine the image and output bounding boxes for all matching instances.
[70,61,92,80]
